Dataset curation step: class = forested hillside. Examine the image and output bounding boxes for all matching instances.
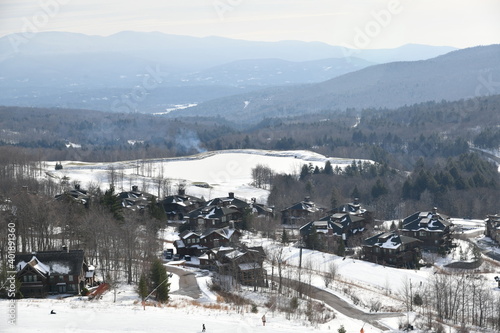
[0,94,499,219]
[177,44,500,122]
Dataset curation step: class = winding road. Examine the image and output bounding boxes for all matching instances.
[165,263,403,331]
[269,275,404,331]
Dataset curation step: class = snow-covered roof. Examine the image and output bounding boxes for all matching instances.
[17,256,51,275]
[225,250,245,259]
[239,262,261,271]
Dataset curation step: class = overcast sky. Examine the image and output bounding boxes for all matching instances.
[1,0,499,49]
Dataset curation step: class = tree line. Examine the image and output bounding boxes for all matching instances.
[263,151,499,220]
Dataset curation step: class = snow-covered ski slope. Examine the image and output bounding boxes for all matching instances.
[46,149,371,203]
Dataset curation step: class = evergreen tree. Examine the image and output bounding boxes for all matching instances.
[324,160,334,175]
[150,259,170,303]
[305,225,322,250]
[390,221,397,231]
[102,186,124,221]
[241,207,253,231]
[330,187,341,210]
[351,186,360,200]
[299,164,310,181]
[338,325,346,333]
[148,196,165,222]
[138,273,149,301]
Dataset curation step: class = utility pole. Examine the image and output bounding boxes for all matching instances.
[298,239,303,298]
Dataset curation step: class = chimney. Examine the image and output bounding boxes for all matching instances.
[62,245,69,253]
[304,196,311,202]
[354,197,359,205]
[22,186,28,193]
[132,185,138,192]
[75,184,80,191]
[228,192,234,199]
[178,188,186,196]
[432,207,438,215]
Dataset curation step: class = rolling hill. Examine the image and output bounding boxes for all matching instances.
[0,31,455,112]
[173,44,500,123]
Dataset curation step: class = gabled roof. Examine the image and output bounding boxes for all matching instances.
[205,195,248,210]
[179,230,200,240]
[15,250,85,276]
[339,202,366,215]
[251,203,274,216]
[201,227,240,240]
[55,185,90,206]
[364,232,421,249]
[189,205,239,219]
[225,250,246,260]
[17,256,50,276]
[401,210,452,232]
[282,199,324,213]
[162,194,204,207]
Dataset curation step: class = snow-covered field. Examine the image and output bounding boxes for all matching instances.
[0,286,371,333]
[45,149,370,203]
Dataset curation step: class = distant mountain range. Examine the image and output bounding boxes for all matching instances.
[0,31,456,112]
[173,44,500,123]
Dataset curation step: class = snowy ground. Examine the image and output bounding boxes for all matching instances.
[3,232,500,333]
[44,149,371,204]
[0,282,378,333]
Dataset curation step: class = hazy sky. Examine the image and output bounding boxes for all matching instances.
[1,0,499,49]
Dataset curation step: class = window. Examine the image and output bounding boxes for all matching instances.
[419,231,427,237]
[24,275,37,282]
[68,275,74,282]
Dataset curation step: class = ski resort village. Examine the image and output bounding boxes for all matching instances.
[1,2,500,331]
[1,150,500,333]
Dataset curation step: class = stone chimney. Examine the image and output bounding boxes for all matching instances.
[228,192,235,199]
[178,188,186,196]
[132,185,139,192]
[304,196,311,202]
